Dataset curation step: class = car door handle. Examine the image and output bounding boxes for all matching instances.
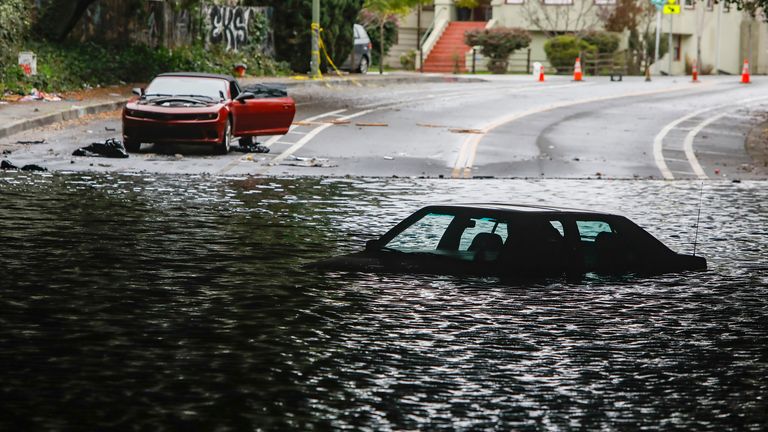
[282,104,291,110]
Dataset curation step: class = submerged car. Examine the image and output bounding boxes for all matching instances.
[122,72,296,154]
[311,204,707,278]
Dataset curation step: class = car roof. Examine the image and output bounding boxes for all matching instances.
[423,203,618,217]
[156,72,236,83]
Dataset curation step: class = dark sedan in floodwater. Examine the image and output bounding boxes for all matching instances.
[312,204,707,278]
[122,72,296,154]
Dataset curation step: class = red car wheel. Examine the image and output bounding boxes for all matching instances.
[216,119,232,155]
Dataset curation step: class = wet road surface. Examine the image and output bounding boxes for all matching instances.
[2,76,766,179]
[1,173,766,429]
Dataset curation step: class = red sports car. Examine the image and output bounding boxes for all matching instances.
[122,72,296,154]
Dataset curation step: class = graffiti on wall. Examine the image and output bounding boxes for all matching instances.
[202,4,272,53]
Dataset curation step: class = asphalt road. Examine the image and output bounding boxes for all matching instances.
[2,75,766,179]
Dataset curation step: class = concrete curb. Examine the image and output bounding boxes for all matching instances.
[243,74,488,88]
[0,99,128,141]
[0,74,485,140]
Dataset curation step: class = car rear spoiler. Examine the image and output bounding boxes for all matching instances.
[241,84,288,98]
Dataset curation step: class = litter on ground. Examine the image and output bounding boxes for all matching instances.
[282,155,336,168]
[72,138,129,158]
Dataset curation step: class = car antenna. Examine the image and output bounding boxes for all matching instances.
[692,181,704,256]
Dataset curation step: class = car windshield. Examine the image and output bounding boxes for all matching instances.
[144,77,227,100]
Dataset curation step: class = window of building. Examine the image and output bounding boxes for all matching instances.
[684,0,695,9]
[723,1,731,12]
[706,0,713,10]
[674,35,682,61]
[505,0,525,4]
[543,0,574,5]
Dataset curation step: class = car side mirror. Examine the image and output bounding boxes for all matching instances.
[365,239,381,251]
[235,92,255,103]
[132,87,144,97]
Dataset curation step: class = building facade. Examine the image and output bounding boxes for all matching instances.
[386,0,766,75]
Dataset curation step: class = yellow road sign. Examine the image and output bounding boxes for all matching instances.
[663,4,680,13]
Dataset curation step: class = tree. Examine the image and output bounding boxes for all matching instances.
[0,0,30,62]
[34,0,99,42]
[249,0,364,72]
[597,0,668,74]
[521,0,602,37]
[363,0,431,74]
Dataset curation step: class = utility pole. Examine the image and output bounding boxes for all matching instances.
[714,0,722,73]
[668,12,673,74]
[654,9,662,74]
[311,0,320,78]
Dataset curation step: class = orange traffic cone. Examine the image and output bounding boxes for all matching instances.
[539,65,545,82]
[741,59,751,84]
[691,61,699,83]
[573,57,583,81]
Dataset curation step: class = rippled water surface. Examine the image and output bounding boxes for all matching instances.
[1,173,766,430]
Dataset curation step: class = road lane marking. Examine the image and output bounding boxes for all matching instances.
[653,95,768,179]
[683,113,727,179]
[218,108,348,174]
[452,83,722,178]
[269,109,373,166]
[652,107,715,180]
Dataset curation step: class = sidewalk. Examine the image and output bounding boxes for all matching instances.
[0,72,486,141]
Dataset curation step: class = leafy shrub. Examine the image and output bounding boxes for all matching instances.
[465,27,531,74]
[0,0,29,62]
[400,50,416,70]
[2,41,290,94]
[0,0,30,93]
[580,31,620,55]
[544,35,597,73]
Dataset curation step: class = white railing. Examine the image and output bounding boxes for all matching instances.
[417,8,449,70]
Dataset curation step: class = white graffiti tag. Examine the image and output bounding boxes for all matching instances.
[207,5,252,51]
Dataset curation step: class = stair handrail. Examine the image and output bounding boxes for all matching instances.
[418,8,449,71]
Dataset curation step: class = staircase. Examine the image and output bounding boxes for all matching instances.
[423,21,486,73]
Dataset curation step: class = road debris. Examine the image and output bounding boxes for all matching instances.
[1,160,47,171]
[234,141,270,153]
[416,123,448,128]
[105,126,116,132]
[18,88,62,102]
[283,155,336,167]
[449,128,484,134]
[16,139,46,144]
[383,156,394,160]
[330,119,351,125]
[356,122,388,127]
[72,138,129,158]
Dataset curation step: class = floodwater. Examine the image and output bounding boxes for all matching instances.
[0,173,766,430]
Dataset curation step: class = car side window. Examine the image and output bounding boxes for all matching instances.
[385,213,455,252]
[576,220,613,242]
[458,218,508,251]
